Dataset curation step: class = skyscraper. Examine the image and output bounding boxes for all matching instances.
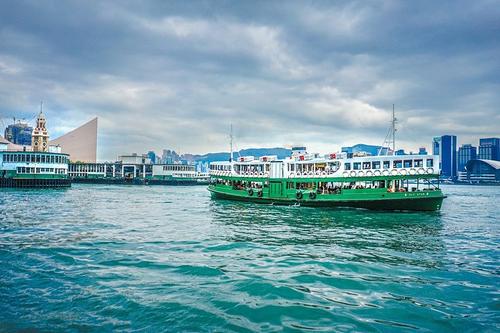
[432,137,441,155]
[458,144,477,172]
[147,151,157,164]
[4,121,32,145]
[433,135,457,179]
[478,138,500,161]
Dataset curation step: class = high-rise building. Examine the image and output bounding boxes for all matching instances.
[433,135,457,179]
[147,151,157,164]
[432,137,441,155]
[458,144,477,172]
[4,121,32,145]
[478,138,500,161]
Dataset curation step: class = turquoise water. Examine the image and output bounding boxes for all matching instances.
[0,184,498,332]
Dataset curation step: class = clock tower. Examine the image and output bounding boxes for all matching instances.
[32,103,49,152]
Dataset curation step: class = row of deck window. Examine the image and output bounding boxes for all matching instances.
[69,164,106,172]
[162,165,195,171]
[3,153,68,164]
[17,167,66,174]
[345,159,433,171]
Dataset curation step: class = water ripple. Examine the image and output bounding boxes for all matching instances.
[0,184,499,332]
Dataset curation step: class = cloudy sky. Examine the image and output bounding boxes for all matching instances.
[0,0,499,160]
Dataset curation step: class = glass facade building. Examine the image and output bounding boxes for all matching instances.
[478,138,500,161]
[434,135,457,179]
[458,144,477,172]
[4,122,33,145]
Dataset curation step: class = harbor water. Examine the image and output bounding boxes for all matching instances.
[0,184,498,332]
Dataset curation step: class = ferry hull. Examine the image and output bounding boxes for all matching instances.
[209,188,444,211]
[0,178,71,188]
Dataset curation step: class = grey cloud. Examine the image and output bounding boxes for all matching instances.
[1,0,499,159]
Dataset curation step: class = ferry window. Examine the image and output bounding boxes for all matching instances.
[414,159,423,167]
[404,160,412,168]
[345,163,351,170]
[383,161,390,169]
[41,155,46,163]
[36,155,40,163]
[353,162,361,170]
[426,159,434,167]
[393,160,402,168]
[372,161,381,169]
[362,162,371,170]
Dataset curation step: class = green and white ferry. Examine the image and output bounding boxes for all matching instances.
[0,149,70,188]
[208,147,445,211]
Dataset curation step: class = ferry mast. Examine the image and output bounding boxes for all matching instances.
[229,124,233,163]
[391,104,397,153]
[378,104,397,156]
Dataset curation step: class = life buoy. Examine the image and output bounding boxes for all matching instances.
[382,170,390,176]
[350,171,357,177]
[309,192,317,200]
[418,168,425,175]
[296,172,301,176]
[358,171,364,177]
[400,169,408,175]
[257,190,263,198]
[427,168,434,174]
[366,171,373,176]
[290,172,295,177]
[248,189,254,196]
[374,170,381,176]
[409,168,416,175]
[391,169,398,176]
[296,191,303,200]
[343,171,349,177]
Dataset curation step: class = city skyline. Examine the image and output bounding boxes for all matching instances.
[1,1,499,160]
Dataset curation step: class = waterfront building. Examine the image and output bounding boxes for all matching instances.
[433,135,457,180]
[31,111,49,152]
[464,159,500,183]
[50,117,98,163]
[418,147,428,155]
[68,160,207,185]
[478,138,500,161]
[458,144,477,172]
[4,120,33,145]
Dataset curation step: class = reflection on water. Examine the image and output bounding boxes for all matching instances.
[0,184,498,332]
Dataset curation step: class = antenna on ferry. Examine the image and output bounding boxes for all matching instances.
[229,123,233,163]
[392,104,397,155]
[377,104,397,156]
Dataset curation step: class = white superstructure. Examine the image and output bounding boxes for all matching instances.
[209,150,440,179]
